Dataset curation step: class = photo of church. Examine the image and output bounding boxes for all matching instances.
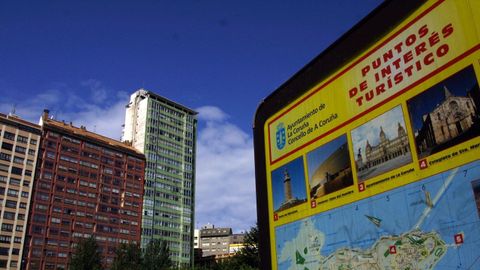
[407,65,480,159]
[306,135,353,199]
[351,106,412,182]
[271,157,308,213]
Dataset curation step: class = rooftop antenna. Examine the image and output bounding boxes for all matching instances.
[8,104,16,116]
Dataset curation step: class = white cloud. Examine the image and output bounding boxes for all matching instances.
[82,79,109,104]
[0,83,127,140]
[196,106,229,122]
[61,102,127,140]
[195,106,257,233]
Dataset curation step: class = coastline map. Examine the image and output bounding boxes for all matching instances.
[275,160,480,270]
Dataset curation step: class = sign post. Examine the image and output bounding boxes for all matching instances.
[254,1,480,269]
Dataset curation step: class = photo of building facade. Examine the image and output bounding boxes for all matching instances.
[408,66,480,158]
[352,106,412,182]
[25,110,145,270]
[0,113,41,269]
[306,135,353,199]
[122,89,197,268]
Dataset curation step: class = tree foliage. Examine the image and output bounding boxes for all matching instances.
[69,236,103,270]
[70,237,174,270]
[142,239,173,270]
[111,243,142,270]
[234,224,259,268]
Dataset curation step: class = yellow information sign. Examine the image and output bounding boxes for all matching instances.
[263,1,480,269]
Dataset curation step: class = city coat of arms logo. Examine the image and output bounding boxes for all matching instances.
[276,123,286,150]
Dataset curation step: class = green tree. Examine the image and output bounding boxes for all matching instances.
[111,242,142,270]
[69,236,103,270]
[234,224,260,269]
[142,239,173,270]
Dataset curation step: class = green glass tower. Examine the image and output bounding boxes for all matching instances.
[122,89,196,268]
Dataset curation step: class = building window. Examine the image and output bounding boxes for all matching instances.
[3,212,14,220]
[10,166,23,175]
[9,178,21,185]
[1,223,13,232]
[0,236,11,243]
[0,164,8,172]
[7,189,18,197]
[51,218,61,224]
[13,156,24,164]
[15,146,26,154]
[3,132,15,141]
[43,172,53,180]
[1,142,13,151]
[5,200,16,208]
[17,135,28,143]
[0,152,11,161]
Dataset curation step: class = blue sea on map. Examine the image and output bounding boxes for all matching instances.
[276,160,480,269]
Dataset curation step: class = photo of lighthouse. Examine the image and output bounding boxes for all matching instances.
[271,156,308,213]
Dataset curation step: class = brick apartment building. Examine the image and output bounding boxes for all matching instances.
[24,110,145,269]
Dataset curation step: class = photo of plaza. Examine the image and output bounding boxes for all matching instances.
[407,65,480,159]
[306,135,353,199]
[271,157,308,213]
[351,106,412,182]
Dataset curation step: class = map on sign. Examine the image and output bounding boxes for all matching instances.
[275,160,480,270]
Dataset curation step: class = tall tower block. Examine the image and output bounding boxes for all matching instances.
[122,89,197,268]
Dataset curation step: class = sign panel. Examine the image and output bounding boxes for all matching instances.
[259,1,480,269]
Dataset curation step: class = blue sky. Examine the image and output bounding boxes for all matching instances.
[0,0,382,232]
[271,157,307,211]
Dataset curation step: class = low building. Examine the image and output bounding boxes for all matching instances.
[197,224,245,261]
[193,229,200,249]
[199,225,232,259]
